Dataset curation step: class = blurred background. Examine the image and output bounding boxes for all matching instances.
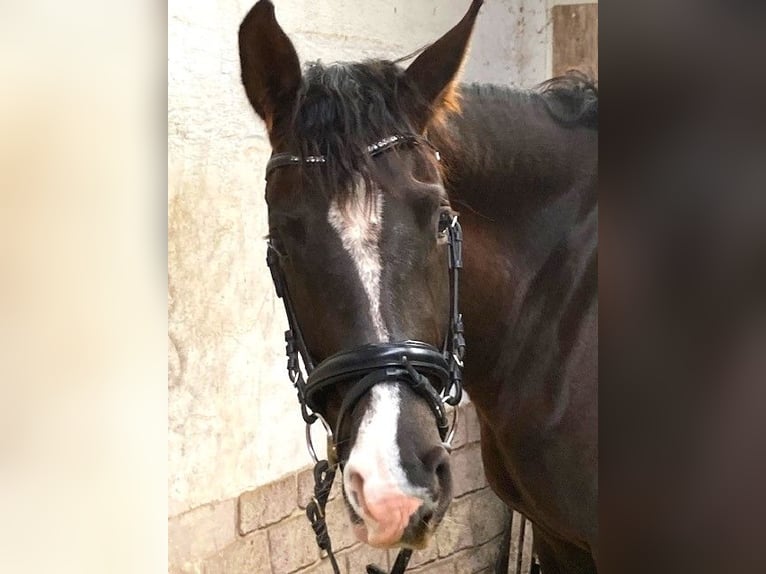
[0,1,164,574]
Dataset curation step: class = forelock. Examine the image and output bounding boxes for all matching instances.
[289,61,418,202]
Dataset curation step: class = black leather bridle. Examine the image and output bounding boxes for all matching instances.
[264,134,465,574]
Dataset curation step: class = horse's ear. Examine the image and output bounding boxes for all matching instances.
[404,0,483,130]
[238,0,301,137]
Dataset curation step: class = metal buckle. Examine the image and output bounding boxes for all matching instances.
[442,405,460,450]
[310,496,324,518]
[305,413,336,465]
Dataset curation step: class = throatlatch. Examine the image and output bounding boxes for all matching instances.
[265,134,465,574]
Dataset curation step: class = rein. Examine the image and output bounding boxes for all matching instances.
[264,134,465,574]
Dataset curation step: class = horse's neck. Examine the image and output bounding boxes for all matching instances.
[439,92,597,407]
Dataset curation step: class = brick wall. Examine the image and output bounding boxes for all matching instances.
[169,403,534,573]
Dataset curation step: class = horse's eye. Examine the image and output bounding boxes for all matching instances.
[283,217,307,246]
[267,233,286,258]
[437,210,452,237]
[270,216,307,251]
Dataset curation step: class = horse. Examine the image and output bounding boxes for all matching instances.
[238,1,598,572]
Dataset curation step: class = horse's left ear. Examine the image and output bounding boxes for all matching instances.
[238,0,302,140]
[403,0,483,131]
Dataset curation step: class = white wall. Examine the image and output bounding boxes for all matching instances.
[168,0,551,517]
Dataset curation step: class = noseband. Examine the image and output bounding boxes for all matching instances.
[264,134,465,574]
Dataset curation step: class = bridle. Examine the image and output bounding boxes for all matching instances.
[264,134,465,574]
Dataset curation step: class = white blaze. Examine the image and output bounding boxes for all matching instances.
[343,384,427,518]
[328,182,422,520]
[327,180,388,340]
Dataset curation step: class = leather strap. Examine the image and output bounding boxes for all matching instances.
[366,549,413,574]
[305,460,341,574]
[333,365,450,443]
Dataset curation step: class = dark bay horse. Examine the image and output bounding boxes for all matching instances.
[239,1,597,572]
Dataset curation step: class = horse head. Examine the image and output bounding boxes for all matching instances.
[239,0,482,550]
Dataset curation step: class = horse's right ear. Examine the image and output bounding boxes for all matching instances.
[403,0,483,131]
[238,0,301,137]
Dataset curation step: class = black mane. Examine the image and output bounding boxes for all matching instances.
[290,60,423,196]
[289,61,598,198]
[457,70,598,129]
[536,71,598,128]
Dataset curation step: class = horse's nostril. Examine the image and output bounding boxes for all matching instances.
[349,470,363,490]
[421,509,434,525]
[348,470,367,513]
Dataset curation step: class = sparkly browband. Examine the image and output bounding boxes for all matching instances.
[264,134,439,180]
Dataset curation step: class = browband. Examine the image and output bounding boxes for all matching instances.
[264,134,439,180]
